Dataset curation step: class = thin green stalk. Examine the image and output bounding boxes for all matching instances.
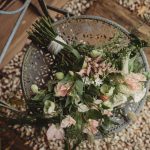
[0,100,19,112]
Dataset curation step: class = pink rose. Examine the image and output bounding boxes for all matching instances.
[60,115,76,128]
[83,119,99,135]
[87,65,92,76]
[46,124,65,140]
[77,69,87,77]
[124,73,146,91]
[54,83,71,97]
[125,73,146,83]
[129,73,146,82]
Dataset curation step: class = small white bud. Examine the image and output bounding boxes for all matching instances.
[31,84,39,94]
[55,72,64,80]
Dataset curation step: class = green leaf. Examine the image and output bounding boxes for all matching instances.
[143,72,150,79]
[47,82,53,92]
[129,56,136,72]
[60,74,74,83]
[101,104,111,109]
[43,94,52,101]
[73,57,85,71]
[83,94,93,103]
[86,85,99,97]
[53,38,81,59]
[131,56,143,73]
[65,97,71,107]
[31,91,46,101]
[75,80,84,95]
[86,109,102,120]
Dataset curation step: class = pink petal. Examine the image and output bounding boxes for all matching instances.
[87,65,91,76]
[46,124,57,140]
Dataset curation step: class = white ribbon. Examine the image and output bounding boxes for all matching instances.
[48,36,66,55]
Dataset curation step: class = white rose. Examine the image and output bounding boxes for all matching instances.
[48,36,66,55]
[78,103,89,112]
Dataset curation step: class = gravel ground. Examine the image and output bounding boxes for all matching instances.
[0,0,150,149]
[118,0,150,24]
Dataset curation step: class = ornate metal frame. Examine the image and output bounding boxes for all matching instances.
[21,15,150,136]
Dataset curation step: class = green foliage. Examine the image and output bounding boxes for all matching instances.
[85,84,99,97]
[31,90,46,101]
[1,18,149,150]
[86,109,102,120]
[74,80,84,95]
[83,94,93,103]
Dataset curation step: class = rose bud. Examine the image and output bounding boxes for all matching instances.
[55,72,64,80]
[90,50,102,58]
[31,84,39,94]
[69,71,74,76]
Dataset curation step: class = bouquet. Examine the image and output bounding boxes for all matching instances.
[1,17,149,149]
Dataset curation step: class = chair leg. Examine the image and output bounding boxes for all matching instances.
[38,0,53,22]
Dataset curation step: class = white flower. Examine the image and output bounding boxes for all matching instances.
[94,78,103,86]
[60,115,76,128]
[78,103,89,112]
[93,99,102,105]
[112,93,127,107]
[44,100,55,114]
[82,77,94,85]
[132,88,146,103]
[48,36,66,55]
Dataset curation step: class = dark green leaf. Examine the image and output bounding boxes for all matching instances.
[83,94,93,103]
[43,94,52,101]
[86,85,99,96]
[65,97,71,107]
[86,109,102,120]
[31,94,44,101]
